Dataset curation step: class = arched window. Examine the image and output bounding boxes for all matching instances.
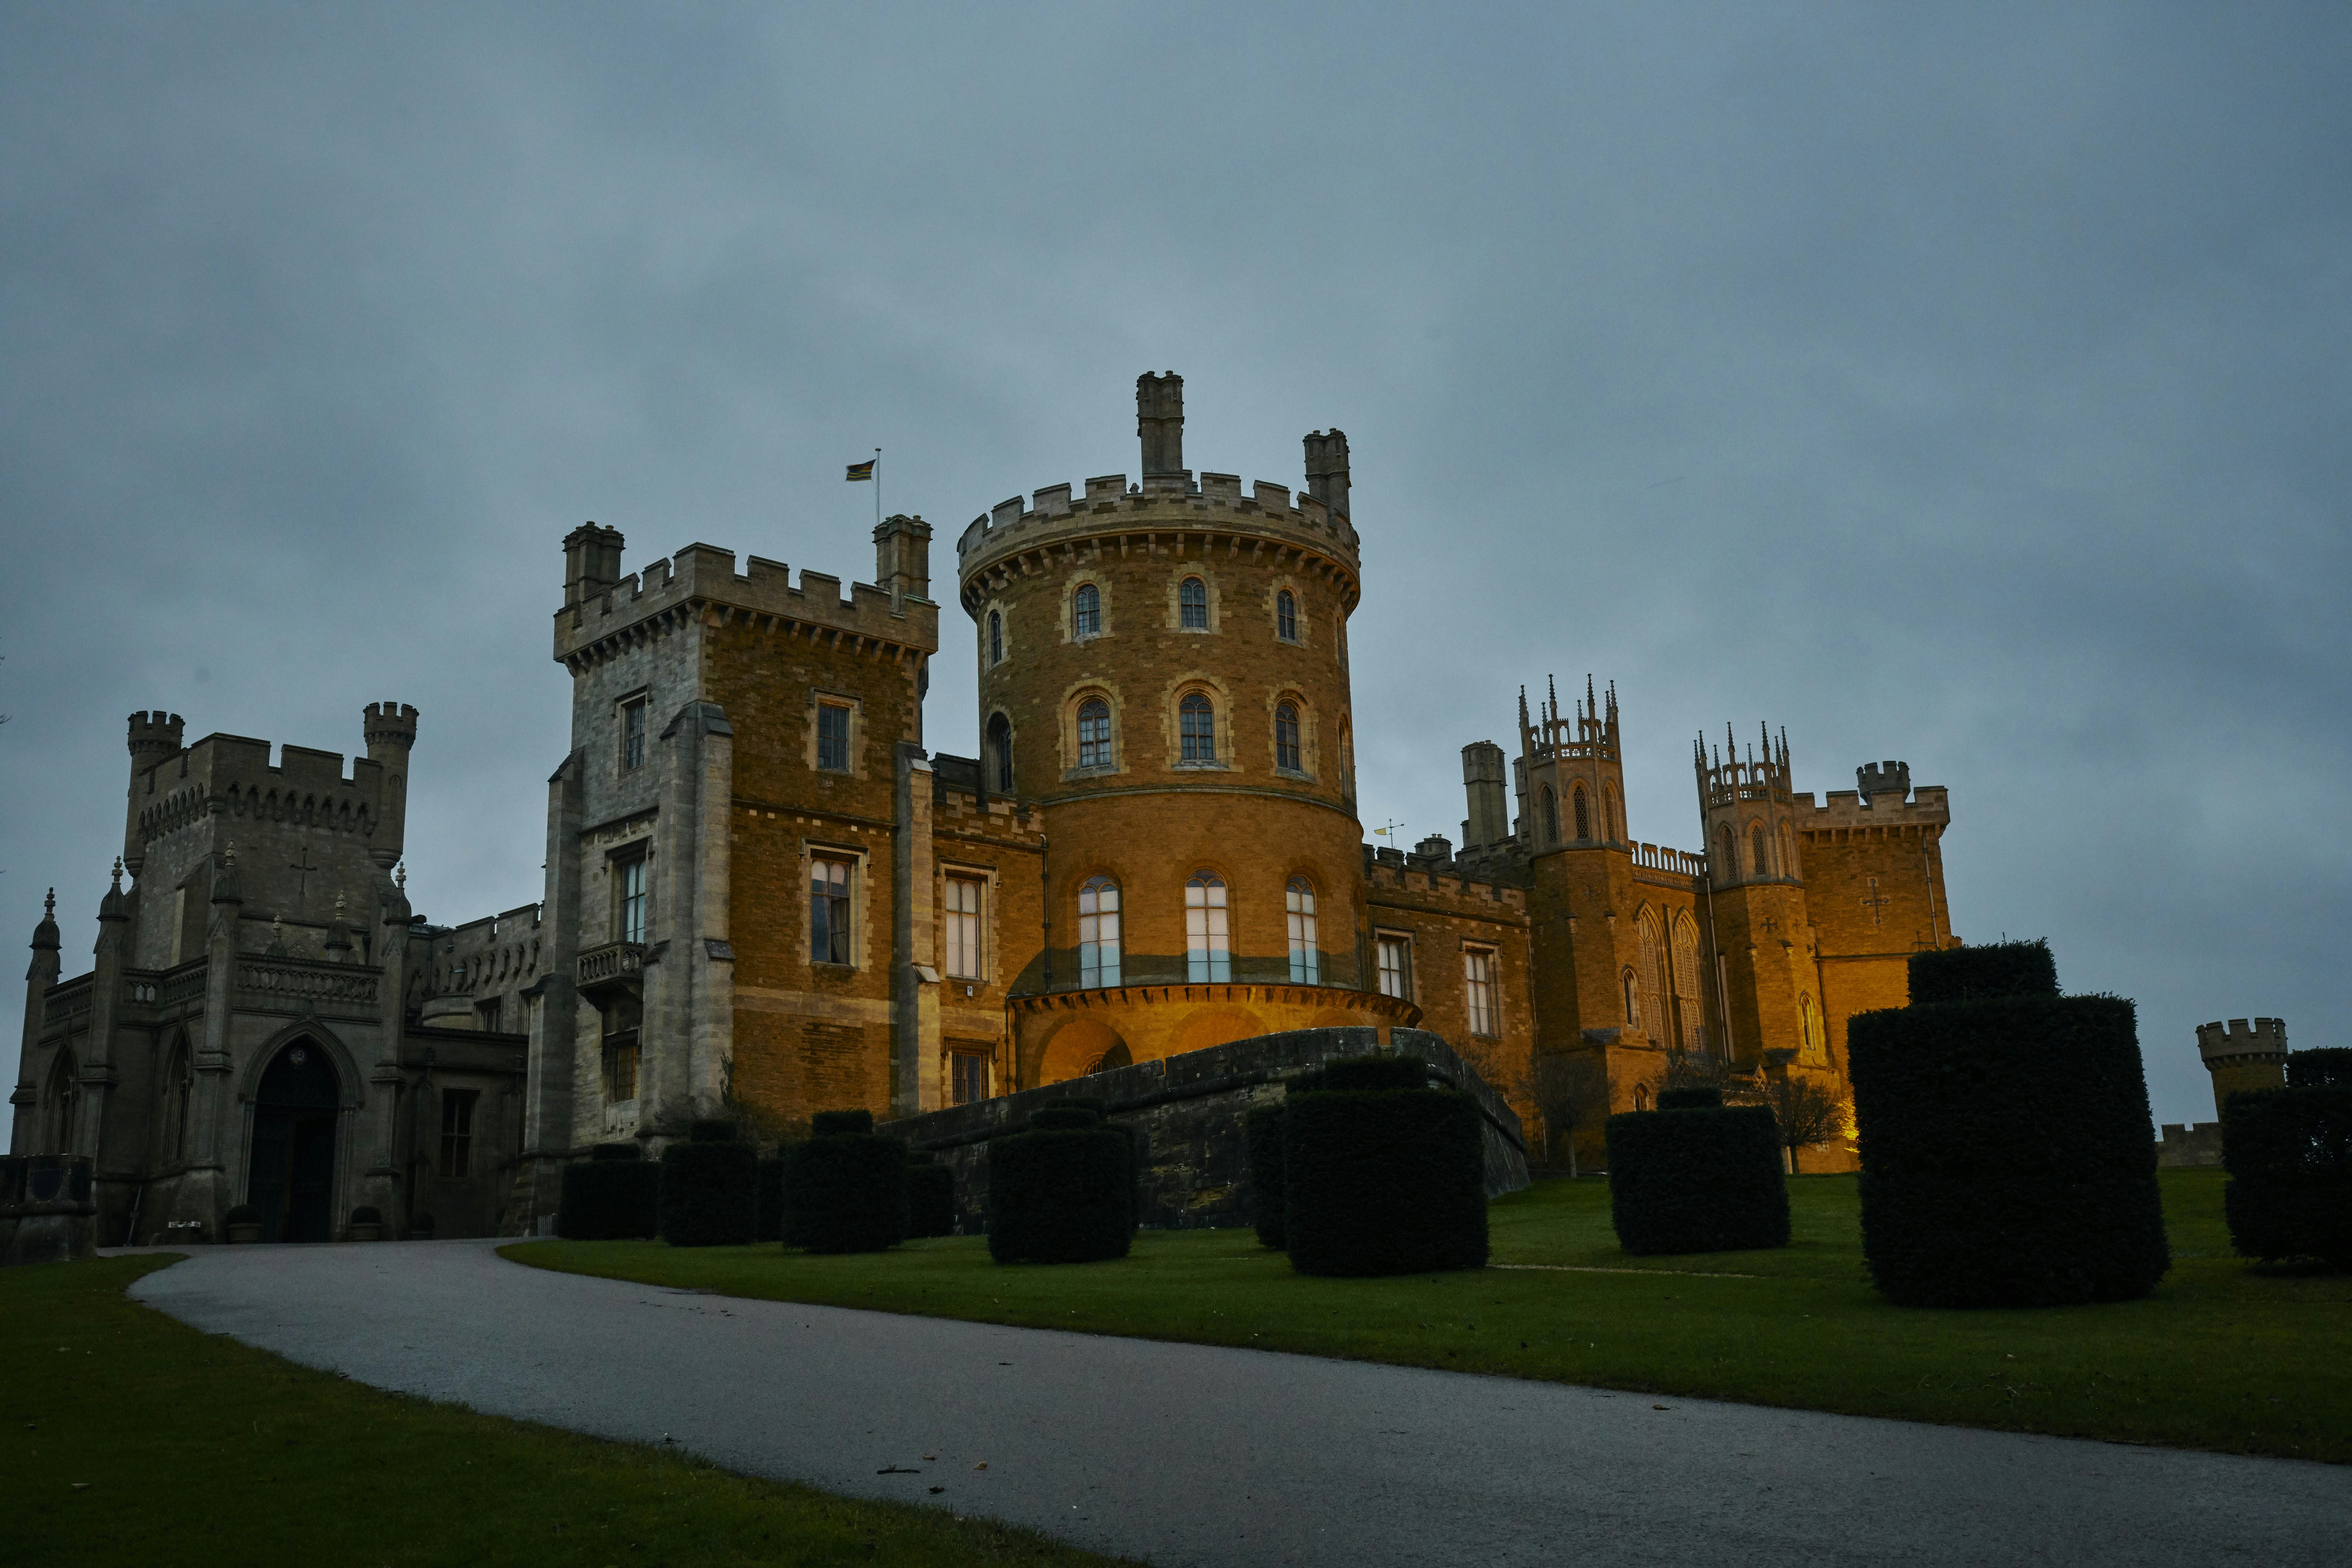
[1541,786,1559,844]
[1622,969,1640,1027]
[1338,723,1354,799]
[1274,703,1301,771]
[1077,698,1113,769]
[1180,692,1216,762]
[1078,875,1121,988]
[46,1049,79,1155]
[988,610,1004,665]
[1671,916,1704,1051]
[1285,877,1319,983]
[1185,871,1230,982]
[1573,785,1591,841]
[1800,993,1822,1063]
[987,713,1014,793]
[162,1035,192,1165]
[1073,583,1101,638]
[1637,912,1666,1040]
[1180,576,1208,630]
[1751,823,1770,878]
[1276,590,1298,641]
[1717,824,1736,877]
[1634,1083,1652,1112]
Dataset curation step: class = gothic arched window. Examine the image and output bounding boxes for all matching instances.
[988,610,1003,665]
[1717,824,1736,877]
[1671,916,1704,1051]
[1180,692,1216,762]
[1573,785,1591,841]
[1751,823,1770,878]
[987,713,1014,793]
[1637,912,1666,1040]
[1276,590,1298,641]
[1622,969,1640,1027]
[1285,877,1319,983]
[1180,576,1208,630]
[1077,698,1113,769]
[1541,786,1559,844]
[1078,875,1121,988]
[1073,583,1102,638]
[1274,703,1301,771]
[1186,871,1231,982]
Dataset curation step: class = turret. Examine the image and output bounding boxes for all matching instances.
[1136,371,1185,478]
[1695,721,1800,885]
[124,711,183,873]
[1519,675,1626,849]
[874,514,933,611]
[13,890,62,1149]
[2196,1017,2288,1119]
[1461,740,1510,848]
[362,701,419,869]
[1303,429,1350,519]
[561,522,626,617]
[1857,760,1911,804]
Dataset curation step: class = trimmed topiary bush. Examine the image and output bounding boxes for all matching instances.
[1606,1102,1788,1254]
[2288,1049,2352,1090]
[558,1146,659,1240]
[2223,1086,2352,1266]
[1284,1073,1487,1277]
[659,1128,759,1247]
[1849,956,2169,1307]
[1904,939,2059,1006]
[987,1109,1131,1265]
[1038,1100,1139,1233]
[1246,1103,1287,1249]
[904,1152,955,1239]
[754,1154,786,1244]
[781,1115,906,1253]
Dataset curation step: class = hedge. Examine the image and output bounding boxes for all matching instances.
[1606,1103,1788,1254]
[1038,1100,1139,1233]
[1905,939,2058,1006]
[755,1156,786,1244]
[1283,1087,1486,1276]
[905,1153,955,1239]
[2288,1049,2352,1090]
[690,1118,740,1143]
[659,1131,759,1247]
[1656,1086,1724,1111]
[1848,982,2168,1307]
[2223,1085,2352,1265]
[781,1123,906,1254]
[1245,1103,1287,1249]
[987,1115,1132,1265]
[558,1148,660,1240]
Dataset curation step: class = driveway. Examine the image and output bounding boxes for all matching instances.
[129,1241,2349,1566]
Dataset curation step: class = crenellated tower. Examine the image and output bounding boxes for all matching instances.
[362,702,418,869]
[1696,723,1817,1070]
[2197,1017,2288,1118]
[123,711,185,877]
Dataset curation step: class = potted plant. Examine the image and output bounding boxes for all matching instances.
[225,1204,262,1244]
[347,1205,383,1242]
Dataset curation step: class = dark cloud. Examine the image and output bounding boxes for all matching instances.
[5,3,2346,1124]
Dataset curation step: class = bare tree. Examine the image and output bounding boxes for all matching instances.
[1661,1047,1753,1100]
[1519,1051,1611,1178]
[1757,1073,1848,1173]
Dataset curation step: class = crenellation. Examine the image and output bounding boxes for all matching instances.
[556,539,940,668]
[1804,784,1951,831]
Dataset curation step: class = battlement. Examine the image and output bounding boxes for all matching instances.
[127,711,184,761]
[1697,722,1793,810]
[1630,842,1710,881]
[953,470,1362,599]
[2197,1017,2288,1063]
[133,724,394,851]
[1857,760,1910,800]
[1521,675,1619,765]
[363,701,418,751]
[1800,783,1952,830]
[1363,845,1528,913]
[555,539,940,667]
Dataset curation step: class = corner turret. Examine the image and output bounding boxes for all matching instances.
[123,711,183,873]
[363,702,419,868]
[2196,1017,2288,1118]
[1519,675,1626,849]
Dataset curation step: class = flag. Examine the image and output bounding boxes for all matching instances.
[844,459,876,481]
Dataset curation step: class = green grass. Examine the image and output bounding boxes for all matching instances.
[510,1168,2352,1464]
[4,1254,1131,1568]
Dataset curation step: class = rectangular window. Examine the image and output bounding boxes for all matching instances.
[1078,878,1121,988]
[944,877,983,980]
[951,1051,990,1106]
[621,698,647,773]
[475,998,503,1033]
[437,1090,478,1178]
[817,703,851,772]
[811,856,853,965]
[1186,878,1231,983]
[601,993,641,1103]
[617,854,648,945]
[1464,948,1499,1037]
[1376,935,1412,1001]
[1285,882,1319,984]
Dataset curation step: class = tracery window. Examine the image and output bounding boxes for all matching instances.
[1180,576,1208,629]
[1671,915,1704,1051]
[1073,583,1102,638]
[1185,872,1231,982]
[1573,785,1591,841]
[810,856,853,965]
[1751,823,1770,878]
[1274,703,1301,771]
[1541,786,1559,844]
[1285,878,1320,984]
[1276,590,1298,641]
[1078,699,1113,769]
[1800,993,1823,1063]
[1622,968,1640,1027]
[1638,912,1667,1042]
[1180,693,1216,762]
[1464,948,1499,1037]
[1078,875,1122,988]
[1717,825,1737,877]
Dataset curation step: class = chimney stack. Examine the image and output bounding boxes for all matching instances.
[1137,372,1185,477]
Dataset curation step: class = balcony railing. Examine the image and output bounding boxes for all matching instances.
[577,941,645,993]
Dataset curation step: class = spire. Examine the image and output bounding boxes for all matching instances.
[98,857,130,921]
[32,888,60,953]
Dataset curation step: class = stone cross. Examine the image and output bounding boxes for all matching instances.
[1860,877,1891,927]
[287,846,319,909]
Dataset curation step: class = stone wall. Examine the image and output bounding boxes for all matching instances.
[0,1155,97,1266]
[2155,1122,2224,1168]
[886,1026,1528,1234]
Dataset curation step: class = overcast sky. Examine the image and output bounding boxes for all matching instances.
[4,3,2345,1127]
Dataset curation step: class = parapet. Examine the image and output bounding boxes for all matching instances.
[1856,760,1911,800]
[1362,846,1528,914]
[2196,1017,2288,1066]
[363,701,419,753]
[1802,783,1951,830]
[127,711,184,763]
[554,539,940,668]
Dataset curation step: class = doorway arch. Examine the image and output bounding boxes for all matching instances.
[245,1040,341,1243]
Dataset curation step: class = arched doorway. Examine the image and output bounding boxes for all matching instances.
[246,1041,340,1243]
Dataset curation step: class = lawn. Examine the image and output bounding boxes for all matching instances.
[508,1168,2352,1465]
[4,1254,1131,1568]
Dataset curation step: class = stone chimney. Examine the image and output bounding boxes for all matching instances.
[1303,429,1350,519]
[1137,372,1185,477]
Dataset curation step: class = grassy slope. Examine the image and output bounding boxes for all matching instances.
[510,1169,2351,1464]
[5,1255,1130,1568]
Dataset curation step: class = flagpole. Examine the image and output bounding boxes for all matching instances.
[874,447,882,531]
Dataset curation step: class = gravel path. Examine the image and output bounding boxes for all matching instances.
[129,1240,2348,1566]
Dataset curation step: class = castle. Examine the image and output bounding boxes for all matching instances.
[12,373,1964,1242]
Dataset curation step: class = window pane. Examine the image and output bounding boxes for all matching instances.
[1074,584,1100,636]
[1277,590,1297,641]
[946,878,982,979]
[622,702,646,771]
[989,610,1003,664]
[1186,873,1230,982]
[1180,694,1214,762]
[1078,699,1112,768]
[952,1052,989,1106]
[1465,949,1497,1036]
[1377,936,1410,1000]
[1286,878,1318,983]
[812,858,853,964]
[1180,577,1207,629]
[1276,704,1300,771]
[619,858,647,945]
[818,705,851,772]
[1079,876,1121,987]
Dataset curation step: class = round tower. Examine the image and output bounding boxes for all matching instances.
[2197,1017,2288,1118]
[957,373,1412,1087]
[123,711,184,875]
[362,701,419,869]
